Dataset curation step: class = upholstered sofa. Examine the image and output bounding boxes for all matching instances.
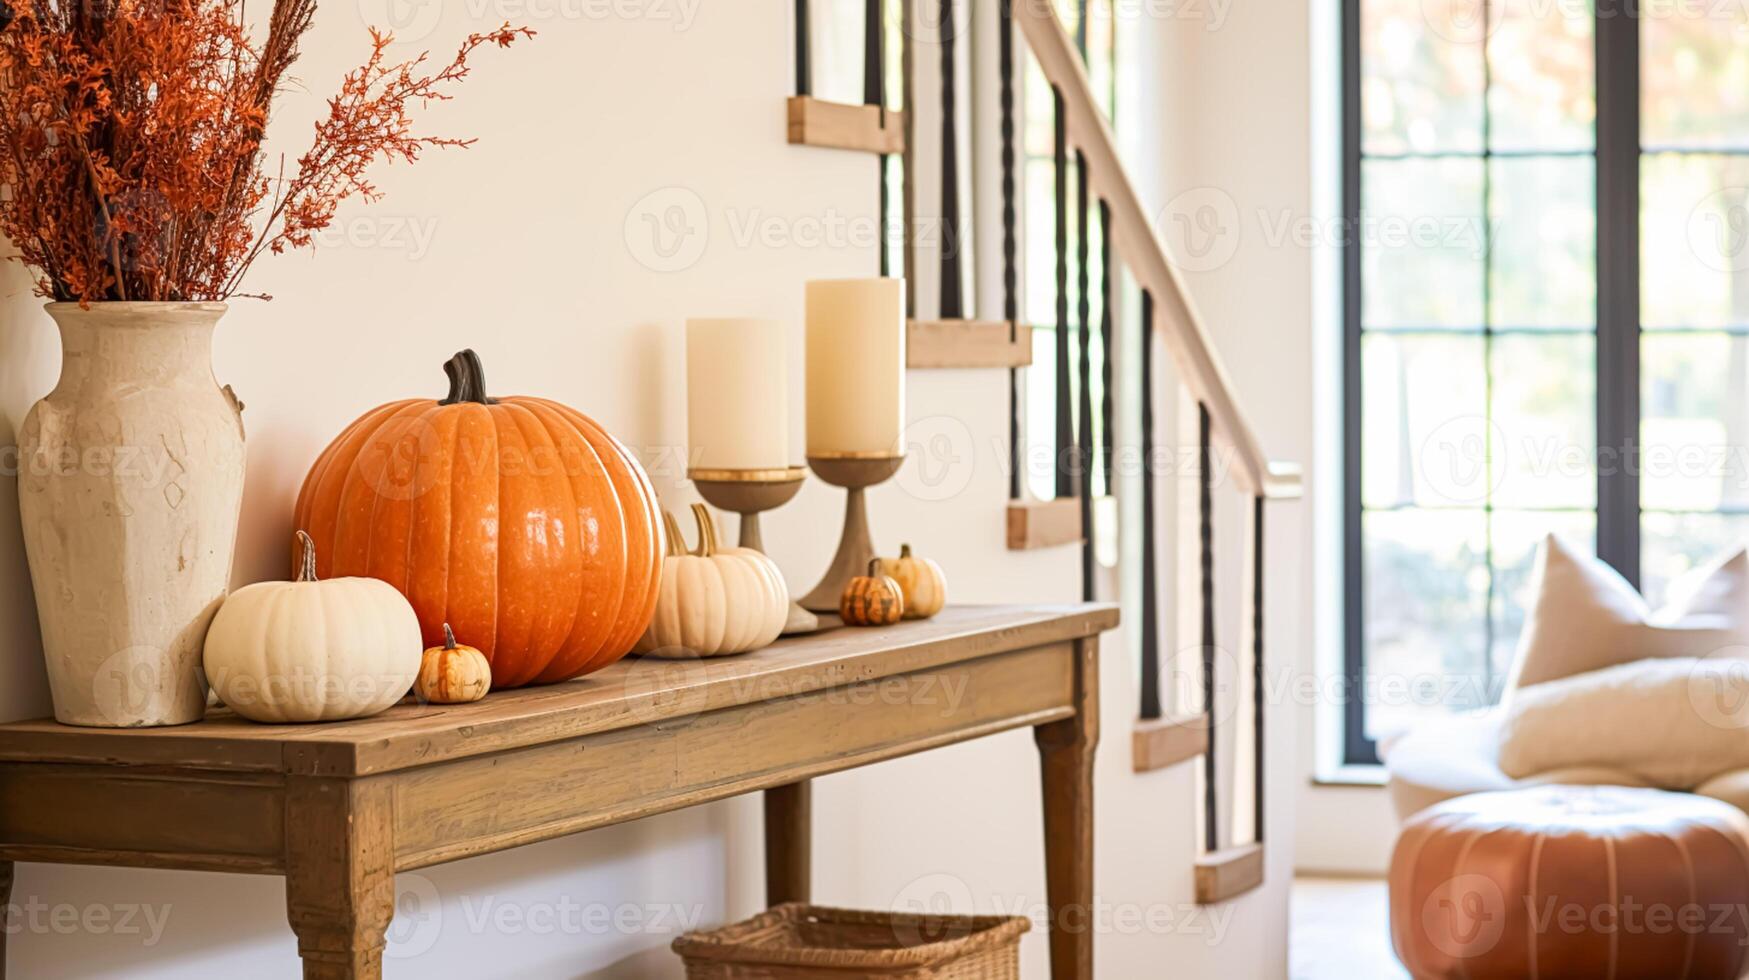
[1380,707,1749,822]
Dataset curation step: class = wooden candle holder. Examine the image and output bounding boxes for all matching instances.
[797,453,906,613]
[690,466,819,634]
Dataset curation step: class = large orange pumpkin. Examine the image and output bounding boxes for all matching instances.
[293,350,663,688]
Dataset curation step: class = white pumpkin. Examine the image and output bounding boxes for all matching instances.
[203,531,422,723]
[634,504,789,659]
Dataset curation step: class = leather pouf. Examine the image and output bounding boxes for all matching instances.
[1389,786,1749,979]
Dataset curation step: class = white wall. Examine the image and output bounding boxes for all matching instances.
[0,1,1310,976]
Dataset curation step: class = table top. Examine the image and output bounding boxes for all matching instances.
[0,604,1118,777]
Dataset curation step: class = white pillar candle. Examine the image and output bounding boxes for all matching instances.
[805,279,906,458]
[687,318,791,470]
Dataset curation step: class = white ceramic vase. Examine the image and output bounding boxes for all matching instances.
[18,302,246,727]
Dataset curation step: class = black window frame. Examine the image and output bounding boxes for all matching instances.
[1340,0,1643,765]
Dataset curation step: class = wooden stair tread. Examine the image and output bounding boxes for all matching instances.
[907,320,1032,369]
[787,96,905,154]
[1006,498,1084,551]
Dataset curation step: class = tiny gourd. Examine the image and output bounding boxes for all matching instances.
[877,544,946,620]
[416,624,493,704]
[840,559,905,627]
[634,503,789,658]
[203,531,423,723]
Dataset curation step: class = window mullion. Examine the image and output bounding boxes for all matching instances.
[1596,0,1642,587]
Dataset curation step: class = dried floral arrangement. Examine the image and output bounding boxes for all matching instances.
[0,0,531,303]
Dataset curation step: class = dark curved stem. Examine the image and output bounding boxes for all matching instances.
[439,349,496,405]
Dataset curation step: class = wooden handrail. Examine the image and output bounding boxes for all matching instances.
[1012,1,1299,500]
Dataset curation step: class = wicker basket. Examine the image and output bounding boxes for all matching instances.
[672,903,1030,979]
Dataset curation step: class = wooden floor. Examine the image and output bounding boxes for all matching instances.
[1290,877,1407,980]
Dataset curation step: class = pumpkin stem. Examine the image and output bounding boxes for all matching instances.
[294,530,319,583]
[662,510,687,557]
[443,623,457,650]
[901,543,913,559]
[867,558,882,578]
[438,349,498,406]
[691,503,718,558]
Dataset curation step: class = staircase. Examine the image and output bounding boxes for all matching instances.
[786,0,1301,909]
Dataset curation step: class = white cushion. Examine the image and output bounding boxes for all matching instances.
[1499,657,1749,788]
[1505,534,1749,693]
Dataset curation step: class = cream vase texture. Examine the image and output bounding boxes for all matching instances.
[18,302,246,727]
[204,532,423,723]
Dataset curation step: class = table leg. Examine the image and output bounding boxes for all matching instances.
[1034,636,1099,980]
[0,859,12,979]
[764,780,812,906]
[286,777,396,980]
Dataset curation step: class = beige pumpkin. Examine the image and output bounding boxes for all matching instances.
[203,531,423,723]
[634,504,789,658]
[878,544,946,620]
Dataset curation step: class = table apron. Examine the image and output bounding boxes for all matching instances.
[390,642,1076,870]
[0,765,286,874]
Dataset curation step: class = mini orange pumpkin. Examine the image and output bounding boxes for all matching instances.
[416,624,493,704]
[840,560,904,626]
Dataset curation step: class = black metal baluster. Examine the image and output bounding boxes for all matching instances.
[1053,87,1072,499]
[1077,154,1094,600]
[1139,291,1162,722]
[1001,0,1021,501]
[1200,402,1217,853]
[938,0,964,318]
[795,0,811,98]
[1253,494,1265,843]
[867,0,889,277]
[1099,200,1114,501]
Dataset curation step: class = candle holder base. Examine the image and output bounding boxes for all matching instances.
[798,454,906,613]
[690,466,820,634]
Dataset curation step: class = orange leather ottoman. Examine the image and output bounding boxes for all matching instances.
[1389,786,1749,979]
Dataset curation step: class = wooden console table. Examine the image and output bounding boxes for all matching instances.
[0,603,1115,979]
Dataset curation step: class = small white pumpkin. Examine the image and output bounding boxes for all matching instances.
[203,531,422,723]
[634,504,788,659]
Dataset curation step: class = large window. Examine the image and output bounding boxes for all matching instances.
[1343,0,1749,761]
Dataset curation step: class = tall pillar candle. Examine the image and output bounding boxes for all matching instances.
[687,318,791,470]
[805,279,906,458]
